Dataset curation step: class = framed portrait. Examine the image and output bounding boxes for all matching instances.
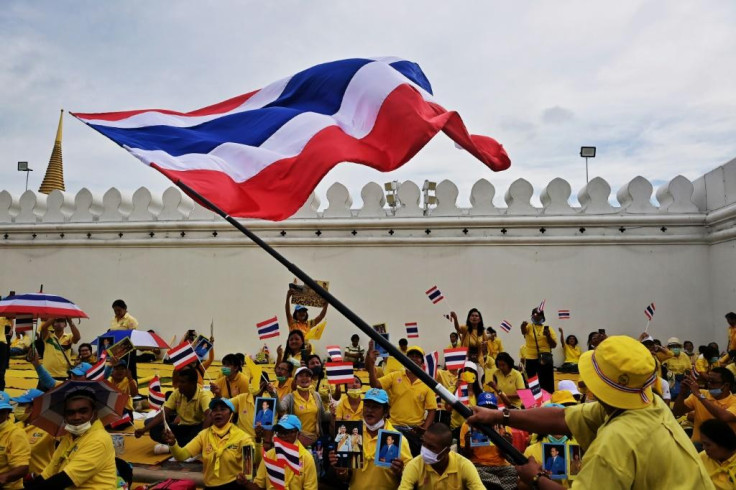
[242,445,254,481]
[374,429,402,468]
[253,397,276,431]
[372,323,387,334]
[469,428,492,447]
[192,335,213,360]
[98,335,115,355]
[542,443,567,480]
[333,421,363,469]
[108,337,135,362]
[567,444,584,479]
[374,333,390,359]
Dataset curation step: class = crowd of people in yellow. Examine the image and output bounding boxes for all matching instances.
[0,296,735,489]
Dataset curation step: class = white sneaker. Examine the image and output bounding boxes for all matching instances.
[153,444,170,455]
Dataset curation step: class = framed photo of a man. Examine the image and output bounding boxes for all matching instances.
[567,444,584,479]
[334,421,363,469]
[542,443,567,480]
[192,335,213,360]
[253,397,276,431]
[98,335,115,356]
[469,428,491,447]
[374,429,402,468]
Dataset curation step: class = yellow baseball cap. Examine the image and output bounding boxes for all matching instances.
[550,390,578,406]
[407,345,425,356]
[578,336,657,410]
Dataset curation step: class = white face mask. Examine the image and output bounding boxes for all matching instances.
[64,420,92,436]
[363,417,385,432]
[420,445,446,465]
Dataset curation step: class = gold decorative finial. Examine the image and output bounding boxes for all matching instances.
[38,109,65,194]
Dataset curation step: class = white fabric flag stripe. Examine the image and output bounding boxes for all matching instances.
[168,342,198,369]
[264,455,286,490]
[85,360,106,380]
[326,345,343,361]
[528,375,542,401]
[326,362,354,385]
[443,347,468,370]
[274,437,301,474]
[1,297,85,313]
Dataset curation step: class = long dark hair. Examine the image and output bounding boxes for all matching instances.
[222,353,243,373]
[466,308,484,336]
[283,330,306,361]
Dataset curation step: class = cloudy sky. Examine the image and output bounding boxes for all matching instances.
[2,1,735,208]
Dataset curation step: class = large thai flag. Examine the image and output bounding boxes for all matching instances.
[167,341,198,370]
[257,316,280,340]
[263,453,286,490]
[273,437,301,475]
[148,375,166,409]
[443,347,467,370]
[72,57,510,221]
[424,350,439,379]
[325,362,354,385]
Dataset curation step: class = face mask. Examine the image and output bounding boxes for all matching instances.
[64,421,92,436]
[311,367,323,377]
[671,348,681,356]
[709,388,723,397]
[547,435,568,444]
[364,417,384,432]
[347,389,362,399]
[710,358,719,364]
[461,372,476,384]
[420,446,446,465]
[13,407,29,423]
[297,385,312,392]
[276,376,287,383]
[221,367,232,377]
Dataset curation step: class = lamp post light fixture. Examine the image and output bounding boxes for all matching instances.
[17,161,33,192]
[422,180,437,215]
[384,180,399,213]
[579,146,596,184]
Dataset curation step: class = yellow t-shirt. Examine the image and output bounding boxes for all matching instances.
[335,396,363,421]
[348,420,412,490]
[695,356,718,376]
[486,338,504,358]
[172,423,254,487]
[459,422,511,467]
[451,393,476,430]
[398,451,485,490]
[255,442,317,490]
[291,391,320,438]
[489,369,525,407]
[229,392,258,439]
[382,356,405,376]
[213,371,251,398]
[275,379,293,401]
[110,312,138,330]
[563,344,582,364]
[42,332,74,378]
[289,319,315,336]
[684,391,736,442]
[524,324,557,359]
[163,386,213,426]
[111,376,137,411]
[564,397,713,489]
[435,369,458,392]
[0,420,30,490]
[21,422,55,476]
[699,450,736,490]
[729,326,736,352]
[663,353,692,375]
[43,419,116,489]
[379,371,438,427]
[458,325,487,350]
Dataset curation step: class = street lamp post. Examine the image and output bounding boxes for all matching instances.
[17,161,33,192]
[579,147,596,184]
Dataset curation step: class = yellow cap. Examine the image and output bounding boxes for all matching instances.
[407,345,425,356]
[578,336,657,410]
[550,390,578,406]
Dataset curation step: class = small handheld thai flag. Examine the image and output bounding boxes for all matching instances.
[273,437,301,475]
[443,347,467,370]
[538,299,546,312]
[167,341,198,370]
[528,375,543,404]
[264,453,286,490]
[405,322,419,339]
[456,382,470,406]
[85,358,106,381]
[558,310,570,320]
[109,413,132,429]
[424,351,439,378]
[325,362,354,385]
[499,320,512,333]
[14,315,33,333]
[326,345,343,362]
[425,286,444,304]
[645,303,656,321]
[257,316,280,340]
[148,375,166,409]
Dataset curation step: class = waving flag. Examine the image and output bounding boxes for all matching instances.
[645,303,656,321]
[85,359,106,381]
[304,320,326,341]
[405,322,419,339]
[499,320,512,333]
[274,437,301,475]
[425,286,444,304]
[456,382,470,406]
[263,453,286,490]
[73,58,510,221]
[148,375,165,409]
[326,345,343,361]
[167,341,198,370]
[257,316,280,340]
[538,299,546,313]
[325,362,354,385]
[443,347,467,370]
[424,351,439,379]
[528,375,543,403]
[558,310,570,320]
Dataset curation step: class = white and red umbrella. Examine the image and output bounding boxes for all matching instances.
[0,293,88,319]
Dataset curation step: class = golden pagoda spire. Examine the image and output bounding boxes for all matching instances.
[38,109,66,194]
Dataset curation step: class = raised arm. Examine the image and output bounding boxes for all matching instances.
[285,289,295,325]
[68,318,81,344]
[365,342,381,389]
[520,320,529,336]
[313,303,328,325]
[39,319,53,340]
[467,405,570,437]
[450,311,461,333]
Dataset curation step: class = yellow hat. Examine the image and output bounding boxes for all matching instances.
[550,390,578,406]
[407,345,425,356]
[578,336,658,410]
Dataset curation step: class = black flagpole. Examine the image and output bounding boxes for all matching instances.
[176,180,527,465]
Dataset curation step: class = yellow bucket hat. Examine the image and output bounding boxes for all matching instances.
[550,390,578,406]
[578,336,658,410]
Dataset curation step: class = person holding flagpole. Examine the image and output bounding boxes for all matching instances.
[520,306,557,393]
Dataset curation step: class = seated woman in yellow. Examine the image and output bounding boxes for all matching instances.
[108,360,138,427]
[110,299,138,330]
[164,397,255,489]
[450,362,481,433]
[213,353,251,398]
[278,367,328,447]
[485,352,525,408]
[333,376,364,422]
[10,389,53,479]
[449,308,488,352]
[285,287,327,336]
[558,327,581,374]
[485,327,504,359]
[276,330,311,368]
[699,418,736,490]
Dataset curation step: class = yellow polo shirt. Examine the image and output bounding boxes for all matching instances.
[458,325,486,350]
[163,386,213,426]
[213,371,251,398]
[42,332,73,378]
[0,420,30,490]
[230,392,257,439]
[335,396,363,421]
[663,353,692,375]
[564,344,582,364]
[486,338,504,358]
[43,419,116,489]
[21,423,54,476]
[435,370,457,392]
[564,397,713,489]
[379,371,438,427]
[398,451,485,490]
[488,369,525,407]
[291,391,319,438]
[700,450,736,490]
[382,357,404,376]
[255,442,317,490]
[524,324,557,359]
[111,376,137,411]
[349,419,412,490]
[275,379,293,401]
[171,423,254,487]
[110,312,138,330]
[684,391,736,442]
